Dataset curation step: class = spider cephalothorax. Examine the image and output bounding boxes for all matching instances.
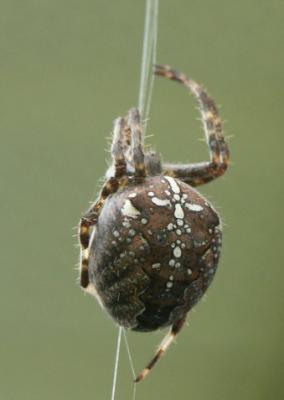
[78,65,229,382]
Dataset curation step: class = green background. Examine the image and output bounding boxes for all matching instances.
[0,1,283,399]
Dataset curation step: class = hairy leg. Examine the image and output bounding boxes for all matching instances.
[155,64,229,186]
[78,117,129,289]
[127,108,146,180]
[135,316,186,383]
[144,150,162,176]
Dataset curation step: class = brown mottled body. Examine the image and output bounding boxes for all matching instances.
[89,176,221,331]
[78,65,229,382]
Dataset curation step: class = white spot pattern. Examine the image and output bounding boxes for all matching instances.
[174,247,182,258]
[185,203,204,212]
[174,204,184,219]
[151,197,171,207]
[164,176,180,193]
[121,200,141,218]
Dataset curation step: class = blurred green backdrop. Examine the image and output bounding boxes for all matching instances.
[0,1,283,399]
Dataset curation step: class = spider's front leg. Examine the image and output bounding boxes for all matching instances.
[78,117,129,291]
[155,64,229,187]
[127,108,146,180]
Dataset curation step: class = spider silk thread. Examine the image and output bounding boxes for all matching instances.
[111,326,122,400]
[138,0,159,135]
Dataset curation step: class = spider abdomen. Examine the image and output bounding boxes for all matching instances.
[89,175,222,331]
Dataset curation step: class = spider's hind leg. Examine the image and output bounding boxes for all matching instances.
[78,117,129,291]
[135,316,186,383]
[155,65,229,186]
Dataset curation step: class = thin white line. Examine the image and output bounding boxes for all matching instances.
[138,0,151,116]
[111,326,122,400]
[138,0,159,134]
[122,329,136,378]
[144,0,159,134]
[122,329,137,400]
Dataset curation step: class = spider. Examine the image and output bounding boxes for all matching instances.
[78,64,229,383]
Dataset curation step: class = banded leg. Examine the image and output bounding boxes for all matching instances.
[111,117,128,178]
[155,64,229,187]
[135,316,186,383]
[78,118,129,290]
[79,216,95,289]
[118,118,133,169]
[144,150,162,176]
[127,108,146,180]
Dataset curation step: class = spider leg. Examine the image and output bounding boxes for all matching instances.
[155,64,229,187]
[144,150,162,176]
[79,215,96,289]
[123,109,161,177]
[78,117,129,290]
[111,117,128,178]
[127,108,146,180]
[135,316,186,383]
